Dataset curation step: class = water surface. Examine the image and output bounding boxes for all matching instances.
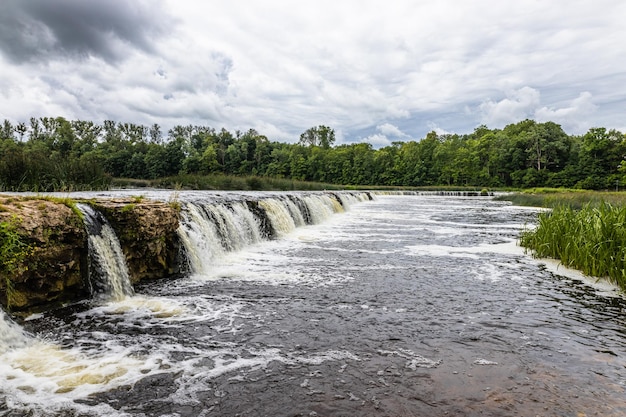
[2,194,626,416]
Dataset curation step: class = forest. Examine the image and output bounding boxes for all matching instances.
[0,117,625,191]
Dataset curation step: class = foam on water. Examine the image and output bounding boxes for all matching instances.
[85,295,187,319]
[539,257,623,296]
[407,238,526,258]
[189,238,355,287]
[0,337,150,415]
[378,348,442,369]
[1,285,364,416]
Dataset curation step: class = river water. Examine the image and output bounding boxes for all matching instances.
[2,193,626,416]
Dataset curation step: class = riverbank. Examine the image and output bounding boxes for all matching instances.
[499,189,626,292]
[519,203,626,291]
[495,188,626,208]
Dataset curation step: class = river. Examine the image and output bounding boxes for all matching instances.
[1,193,626,416]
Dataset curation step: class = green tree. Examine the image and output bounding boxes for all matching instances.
[265,145,292,177]
[1,120,14,140]
[577,128,626,189]
[299,125,336,149]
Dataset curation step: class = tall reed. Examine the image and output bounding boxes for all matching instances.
[520,202,626,290]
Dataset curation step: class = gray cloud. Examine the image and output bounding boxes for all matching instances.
[0,0,171,63]
[1,0,626,143]
[478,87,599,134]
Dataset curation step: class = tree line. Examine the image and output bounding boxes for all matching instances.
[1,117,625,191]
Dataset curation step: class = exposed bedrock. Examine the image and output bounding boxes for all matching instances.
[0,196,180,313]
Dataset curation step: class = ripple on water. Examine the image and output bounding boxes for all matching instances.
[3,194,626,416]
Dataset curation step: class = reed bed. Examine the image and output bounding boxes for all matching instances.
[496,188,626,209]
[520,202,626,290]
[113,174,347,191]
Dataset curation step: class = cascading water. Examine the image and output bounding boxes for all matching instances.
[78,204,135,301]
[0,190,380,416]
[0,309,30,354]
[231,202,264,245]
[281,197,306,227]
[177,192,372,276]
[302,194,341,223]
[12,191,626,416]
[177,202,225,275]
[258,198,298,236]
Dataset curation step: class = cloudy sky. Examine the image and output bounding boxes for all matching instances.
[0,0,625,146]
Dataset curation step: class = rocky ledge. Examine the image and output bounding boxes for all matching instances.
[0,196,181,313]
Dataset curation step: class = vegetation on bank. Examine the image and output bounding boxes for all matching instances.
[2,117,626,192]
[114,174,349,191]
[520,202,626,291]
[495,188,626,209]
[0,216,31,310]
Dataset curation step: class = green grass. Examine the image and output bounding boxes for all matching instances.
[23,195,84,220]
[520,202,626,291]
[111,174,514,192]
[114,174,349,191]
[121,203,136,213]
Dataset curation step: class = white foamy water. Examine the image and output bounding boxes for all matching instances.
[178,192,370,280]
[3,192,626,416]
[538,257,623,296]
[0,310,30,354]
[83,295,188,320]
[0,314,150,416]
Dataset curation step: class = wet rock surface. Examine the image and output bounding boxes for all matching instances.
[91,199,181,283]
[0,196,86,311]
[0,196,181,312]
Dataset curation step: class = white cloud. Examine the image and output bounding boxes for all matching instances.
[426,123,453,137]
[478,87,541,127]
[362,133,393,148]
[376,123,408,138]
[359,123,410,148]
[535,91,597,134]
[479,87,599,134]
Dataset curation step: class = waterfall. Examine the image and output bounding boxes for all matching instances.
[177,191,371,276]
[300,194,340,224]
[176,200,267,275]
[337,191,373,206]
[258,199,297,236]
[0,309,30,354]
[281,197,306,227]
[78,204,135,301]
